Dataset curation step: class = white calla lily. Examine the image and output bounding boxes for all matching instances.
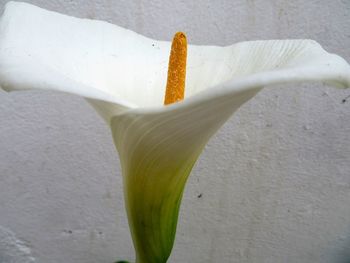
[1,2,349,263]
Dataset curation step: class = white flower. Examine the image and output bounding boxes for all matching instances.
[0,2,349,263]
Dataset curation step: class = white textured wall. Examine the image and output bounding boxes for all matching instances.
[0,1,349,263]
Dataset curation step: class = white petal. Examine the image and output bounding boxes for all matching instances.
[111,38,350,263]
[111,85,260,262]
[1,2,349,120]
[186,39,350,98]
[0,1,169,109]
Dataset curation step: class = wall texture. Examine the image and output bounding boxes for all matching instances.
[0,0,349,263]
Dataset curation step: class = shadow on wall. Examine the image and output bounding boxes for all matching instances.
[331,232,350,263]
[0,226,35,263]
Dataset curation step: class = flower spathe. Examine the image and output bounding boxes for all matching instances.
[0,2,349,263]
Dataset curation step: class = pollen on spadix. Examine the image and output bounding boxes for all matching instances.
[164,32,187,105]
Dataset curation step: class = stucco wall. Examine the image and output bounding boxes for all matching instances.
[0,0,349,262]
